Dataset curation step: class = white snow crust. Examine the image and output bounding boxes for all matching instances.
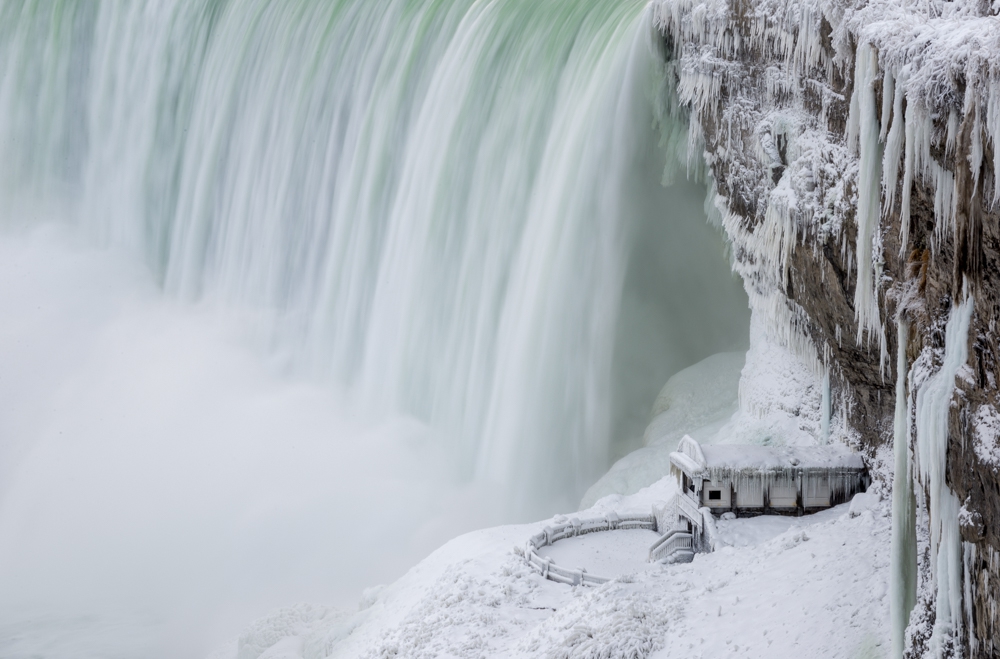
[699,442,864,472]
[216,479,889,659]
[643,351,744,448]
[973,403,1000,470]
[580,325,831,509]
[580,352,743,508]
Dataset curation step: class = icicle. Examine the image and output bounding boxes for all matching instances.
[890,316,917,659]
[932,165,956,249]
[820,367,831,445]
[946,110,960,157]
[884,76,906,232]
[900,101,920,256]
[914,296,975,656]
[988,84,1000,206]
[970,106,983,198]
[847,42,888,370]
[880,69,895,142]
[964,541,976,656]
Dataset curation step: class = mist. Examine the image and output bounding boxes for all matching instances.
[0,225,506,657]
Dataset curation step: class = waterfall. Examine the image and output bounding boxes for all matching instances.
[0,0,748,514]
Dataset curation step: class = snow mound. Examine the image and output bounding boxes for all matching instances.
[578,445,678,510]
[849,492,881,518]
[643,351,744,447]
[236,604,360,659]
[580,352,743,508]
[581,329,831,510]
[512,579,683,659]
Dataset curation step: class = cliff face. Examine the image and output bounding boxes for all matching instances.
[653,0,1000,655]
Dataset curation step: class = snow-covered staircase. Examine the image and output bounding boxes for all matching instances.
[648,527,694,564]
[647,492,701,563]
[649,491,723,561]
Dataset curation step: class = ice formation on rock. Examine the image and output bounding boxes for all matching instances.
[847,41,888,370]
[651,0,1000,653]
[913,298,974,656]
[890,317,918,659]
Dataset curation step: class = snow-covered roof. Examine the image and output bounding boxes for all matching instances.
[670,435,865,478]
[700,444,865,471]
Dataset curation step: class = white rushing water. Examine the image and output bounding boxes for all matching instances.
[0,0,748,655]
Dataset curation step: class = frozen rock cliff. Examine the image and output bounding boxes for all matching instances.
[651,0,1000,655]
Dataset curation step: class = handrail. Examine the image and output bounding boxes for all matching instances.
[524,510,658,586]
[699,506,726,552]
[648,528,693,563]
[675,492,703,530]
[523,502,714,585]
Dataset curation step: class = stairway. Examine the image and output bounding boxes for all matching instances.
[648,526,694,564]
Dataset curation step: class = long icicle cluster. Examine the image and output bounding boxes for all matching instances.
[890,316,917,659]
[913,297,974,656]
[847,42,889,372]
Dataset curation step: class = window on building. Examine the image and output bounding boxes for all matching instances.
[708,490,722,501]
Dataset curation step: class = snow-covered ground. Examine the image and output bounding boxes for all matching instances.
[221,480,890,659]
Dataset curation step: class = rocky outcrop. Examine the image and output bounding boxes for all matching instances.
[653,0,1000,655]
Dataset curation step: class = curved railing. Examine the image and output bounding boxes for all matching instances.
[524,511,658,586]
[524,496,726,585]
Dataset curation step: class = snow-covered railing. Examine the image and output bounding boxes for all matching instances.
[523,502,723,585]
[648,528,693,563]
[654,492,702,533]
[525,551,609,586]
[699,506,724,552]
[675,492,703,530]
[524,511,658,586]
[653,494,726,555]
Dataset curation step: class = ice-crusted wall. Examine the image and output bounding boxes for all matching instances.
[651,0,1000,655]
